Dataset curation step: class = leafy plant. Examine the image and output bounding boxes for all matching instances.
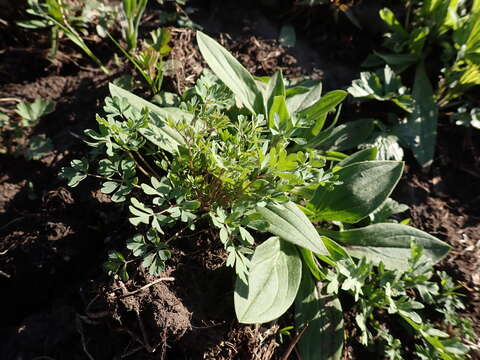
[322,243,474,360]
[60,31,454,359]
[109,28,172,94]
[349,1,480,167]
[121,0,148,52]
[0,98,55,159]
[15,98,56,124]
[17,0,109,73]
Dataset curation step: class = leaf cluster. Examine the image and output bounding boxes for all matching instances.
[0,98,55,159]
[58,31,464,360]
[349,1,480,167]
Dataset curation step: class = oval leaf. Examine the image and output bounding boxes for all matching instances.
[336,147,378,168]
[295,272,344,360]
[109,83,191,123]
[196,31,265,115]
[257,201,329,255]
[234,237,302,323]
[286,82,322,114]
[311,161,404,223]
[318,223,450,271]
[308,118,375,151]
[406,62,438,167]
[265,70,286,112]
[299,90,348,136]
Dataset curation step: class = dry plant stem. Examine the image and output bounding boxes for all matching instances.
[127,151,151,177]
[135,151,162,179]
[118,277,175,298]
[405,0,412,29]
[279,324,309,360]
[164,224,191,245]
[0,98,21,102]
[120,345,144,359]
[76,315,95,360]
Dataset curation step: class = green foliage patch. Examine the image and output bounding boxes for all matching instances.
[59,30,474,359]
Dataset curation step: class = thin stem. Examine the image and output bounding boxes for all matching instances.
[405,1,412,29]
[87,173,141,189]
[126,151,151,178]
[164,213,207,245]
[135,151,162,179]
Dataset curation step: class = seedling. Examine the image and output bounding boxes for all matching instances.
[0,98,55,159]
[121,0,148,52]
[17,0,109,73]
[109,28,172,94]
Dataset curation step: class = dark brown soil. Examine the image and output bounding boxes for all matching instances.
[0,2,479,359]
[399,124,480,340]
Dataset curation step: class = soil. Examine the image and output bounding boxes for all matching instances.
[0,1,479,359]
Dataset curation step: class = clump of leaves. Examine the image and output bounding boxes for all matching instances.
[17,0,108,73]
[61,32,454,360]
[109,28,172,94]
[324,243,475,359]
[349,1,480,167]
[120,0,148,52]
[0,98,55,159]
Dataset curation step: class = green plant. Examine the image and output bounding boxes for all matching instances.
[60,32,454,359]
[17,0,109,73]
[15,97,56,124]
[109,28,172,94]
[121,0,148,52]
[332,243,474,359]
[0,98,55,159]
[349,0,480,167]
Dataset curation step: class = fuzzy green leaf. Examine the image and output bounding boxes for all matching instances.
[405,62,438,167]
[257,201,329,255]
[311,161,404,223]
[295,272,343,360]
[336,148,378,168]
[286,82,322,114]
[196,31,265,115]
[299,90,347,136]
[109,83,188,153]
[234,237,302,323]
[318,223,450,270]
[308,119,375,151]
